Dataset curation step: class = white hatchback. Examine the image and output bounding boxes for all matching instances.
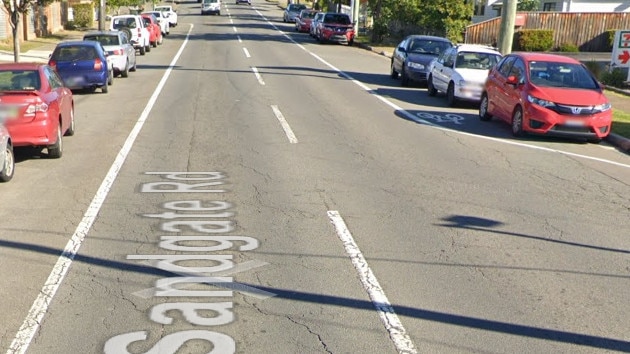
[154,5,178,27]
[428,44,502,106]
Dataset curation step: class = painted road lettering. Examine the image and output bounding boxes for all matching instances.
[416,112,465,124]
[104,172,267,354]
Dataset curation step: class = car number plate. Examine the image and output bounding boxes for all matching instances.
[0,106,19,121]
[565,119,585,126]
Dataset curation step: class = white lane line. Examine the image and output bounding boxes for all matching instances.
[271,105,298,143]
[6,23,196,354]
[230,18,234,24]
[237,35,242,43]
[251,66,265,85]
[243,47,251,58]
[233,26,238,33]
[252,9,630,170]
[327,211,418,354]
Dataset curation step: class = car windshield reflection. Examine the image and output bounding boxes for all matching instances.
[408,40,451,55]
[529,61,599,89]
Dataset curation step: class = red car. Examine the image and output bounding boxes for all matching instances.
[141,14,163,48]
[0,63,74,158]
[295,10,318,33]
[316,12,355,46]
[479,52,612,143]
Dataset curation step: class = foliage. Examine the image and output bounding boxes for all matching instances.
[601,68,626,88]
[515,29,554,51]
[583,60,603,80]
[611,109,630,138]
[420,0,473,43]
[606,29,617,52]
[366,0,472,43]
[517,0,539,11]
[73,3,94,28]
[557,42,579,52]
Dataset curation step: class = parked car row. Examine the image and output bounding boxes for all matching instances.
[390,34,613,144]
[0,9,177,183]
[291,9,355,46]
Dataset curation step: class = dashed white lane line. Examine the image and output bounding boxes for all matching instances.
[233,26,238,32]
[327,211,418,354]
[6,23,196,354]
[251,66,265,85]
[271,105,298,143]
[243,47,251,58]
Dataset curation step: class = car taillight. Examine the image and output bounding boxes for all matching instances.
[94,58,103,71]
[25,100,49,117]
[49,60,56,70]
[138,28,142,38]
[112,49,123,55]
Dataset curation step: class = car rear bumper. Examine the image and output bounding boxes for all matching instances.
[525,104,612,139]
[321,31,354,44]
[5,115,56,147]
[60,71,108,89]
[109,55,128,72]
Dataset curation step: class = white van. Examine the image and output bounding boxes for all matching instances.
[201,0,221,15]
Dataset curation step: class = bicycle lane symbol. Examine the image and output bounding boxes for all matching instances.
[415,112,466,125]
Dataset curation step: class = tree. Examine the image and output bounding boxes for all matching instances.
[421,0,473,43]
[517,0,539,11]
[1,0,37,62]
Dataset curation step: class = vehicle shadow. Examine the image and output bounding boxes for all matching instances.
[13,146,48,162]
[394,107,593,146]
[0,235,629,352]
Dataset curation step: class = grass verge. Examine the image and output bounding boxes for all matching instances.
[0,31,86,52]
[611,109,630,138]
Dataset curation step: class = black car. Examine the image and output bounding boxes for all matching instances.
[390,35,453,87]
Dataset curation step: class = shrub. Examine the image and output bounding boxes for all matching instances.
[606,29,617,51]
[64,20,76,30]
[558,42,579,52]
[72,3,93,28]
[583,60,604,80]
[515,29,554,52]
[601,68,627,88]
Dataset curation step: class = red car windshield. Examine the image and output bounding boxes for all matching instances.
[529,61,599,90]
[0,70,41,91]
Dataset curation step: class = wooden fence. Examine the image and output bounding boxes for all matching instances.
[465,12,630,52]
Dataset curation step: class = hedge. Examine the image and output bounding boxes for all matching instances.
[514,29,554,52]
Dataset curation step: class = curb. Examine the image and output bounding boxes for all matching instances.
[606,133,630,152]
[355,42,630,153]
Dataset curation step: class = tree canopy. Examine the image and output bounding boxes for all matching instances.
[367,0,473,43]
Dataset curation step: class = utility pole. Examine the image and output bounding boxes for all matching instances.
[497,0,517,55]
[98,0,105,31]
[352,0,359,33]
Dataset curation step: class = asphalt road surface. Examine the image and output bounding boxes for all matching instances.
[1,2,629,353]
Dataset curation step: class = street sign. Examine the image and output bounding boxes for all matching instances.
[611,30,630,67]
[610,30,630,83]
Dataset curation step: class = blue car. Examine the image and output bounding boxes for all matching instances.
[48,41,113,93]
[390,35,453,87]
